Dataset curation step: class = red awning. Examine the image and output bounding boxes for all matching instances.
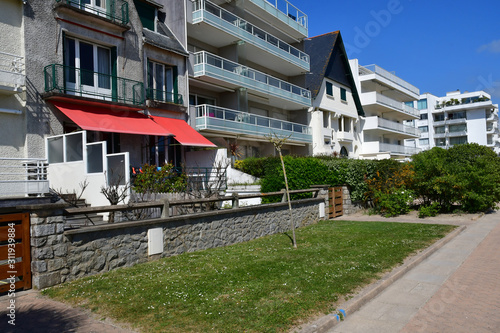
[151,116,217,147]
[51,101,173,136]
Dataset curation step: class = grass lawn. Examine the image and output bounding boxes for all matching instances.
[43,221,455,332]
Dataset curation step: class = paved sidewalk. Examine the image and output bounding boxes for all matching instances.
[0,290,137,333]
[326,210,500,333]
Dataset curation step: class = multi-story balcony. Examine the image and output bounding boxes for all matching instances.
[337,130,354,142]
[55,0,129,26]
[362,141,420,156]
[361,92,419,120]
[44,64,144,105]
[190,0,309,76]
[192,51,311,109]
[211,0,308,40]
[363,116,420,138]
[195,104,312,143]
[358,64,420,100]
[0,51,24,94]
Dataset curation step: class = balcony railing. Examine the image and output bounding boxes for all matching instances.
[146,88,183,105]
[0,158,49,197]
[44,64,144,105]
[375,93,419,118]
[193,51,311,106]
[195,104,312,143]
[359,64,419,97]
[193,0,309,70]
[56,0,129,25]
[0,51,25,88]
[380,143,420,155]
[365,116,420,137]
[248,0,307,34]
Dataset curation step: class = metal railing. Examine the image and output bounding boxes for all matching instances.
[193,0,309,67]
[375,93,419,118]
[56,0,129,25]
[0,51,25,87]
[376,117,420,136]
[146,88,183,105]
[195,104,312,142]
[359,64,419,96]
[44,64,144,105]
[379,143,420,156]
[0,158,49,197]
[252,0,308,30]
[193,51,311,103]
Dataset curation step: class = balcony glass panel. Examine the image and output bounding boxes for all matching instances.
[359,64,419,96]
[248,0,308,33]
[56,0,129,25]
[193,0,309,69]
[196,104,311,142]
[193,52,311,106]
[44,64,144,105]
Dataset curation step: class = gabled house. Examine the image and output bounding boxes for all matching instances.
[304,31,364,157]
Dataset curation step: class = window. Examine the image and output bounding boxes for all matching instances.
[405,101,414,108]
[420,113,428,120]
[340,87,347,102]
[419,138,429,146]
[436,138,446,147]
[449,124,467,133]
[323,112,329,128]
[435,126,445,134]
[70,0,107,16]
[134,0,156,30]
[148,60,177,103]
[64,37,112,96]
[450,136,467,145]
[418,126,428,133]
[326,81,333,97]
[417,99,428,110]
[340,146,348,158]
[448,111,466,120]
[434,114,445,122]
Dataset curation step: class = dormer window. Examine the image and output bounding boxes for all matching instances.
[326,81,333,97]
[134,0,157,31]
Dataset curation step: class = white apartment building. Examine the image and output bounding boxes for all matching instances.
[413,90,499,153]
[187,0,312,158]
[350,59,421,160]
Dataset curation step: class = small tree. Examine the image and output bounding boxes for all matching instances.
[267,133,297,248]
[51,180,94,225]
[101,171,130,223]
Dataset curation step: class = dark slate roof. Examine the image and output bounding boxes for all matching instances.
[304,31,365,116]
[142,22,188,57]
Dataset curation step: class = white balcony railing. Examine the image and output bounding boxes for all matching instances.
[364,116,420,137]
[193,51,311,106]
[193,0,309,70]
[359,64,419,97]
[195,104,312,142]
[375,93,419,118]
[248,0,307,34]
[0,51,25,88]
[0,158,49,197]
[380,143,420,155]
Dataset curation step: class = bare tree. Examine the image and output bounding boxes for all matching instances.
[267,133,297,248]
[100,171,130,223]
[51,180,94,225]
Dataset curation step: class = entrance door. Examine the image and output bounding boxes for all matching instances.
[0,213,31,293]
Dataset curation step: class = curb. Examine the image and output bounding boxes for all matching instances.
[296,225,466,333]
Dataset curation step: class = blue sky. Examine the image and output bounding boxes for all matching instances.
[291,0,500,103]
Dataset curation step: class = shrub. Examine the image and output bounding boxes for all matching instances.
[234,157,267,178]
[371,186,415,217]
[133,164,187,194]
[418,202,440,218]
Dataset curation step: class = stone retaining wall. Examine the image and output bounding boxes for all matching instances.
[30,198,324,289]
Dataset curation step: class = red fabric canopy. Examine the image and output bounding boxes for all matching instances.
[52,101,173,136]
[151,116,216,147]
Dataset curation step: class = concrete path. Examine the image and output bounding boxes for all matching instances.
[325,210,500,333]
[0,290,137,333]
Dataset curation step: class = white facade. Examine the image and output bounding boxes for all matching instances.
[309,78,361,157]
[350,59,421,160]
[414,90,499,153]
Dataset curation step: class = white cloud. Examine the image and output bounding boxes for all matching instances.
[478,39,500,53]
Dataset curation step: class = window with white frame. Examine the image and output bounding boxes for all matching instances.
[148,60,177,103]
[419,138,429,146]
[64,37,112,96]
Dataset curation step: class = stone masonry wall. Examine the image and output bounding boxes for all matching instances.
[30,199,323,289]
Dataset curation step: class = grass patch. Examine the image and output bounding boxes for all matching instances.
[43,221,455,332]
